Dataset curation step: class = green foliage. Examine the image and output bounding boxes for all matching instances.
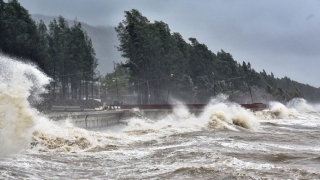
[265,85,302,102]
[47,17,98,99]
[115,9,192,103]
[2,3,320,103]
[0,0,45,66]
[0,1,98,100]
[115,9,320,103]
[101,63,130,96]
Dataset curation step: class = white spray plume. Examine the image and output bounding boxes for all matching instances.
[0,55,50,157]
[200,95,260,131]
[286,98,315,113]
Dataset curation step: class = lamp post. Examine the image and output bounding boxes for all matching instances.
[212,72,215,96]
[147,81,150,104]
[167,74,174,103]
[113,61,120,103]
[96,70,101,100]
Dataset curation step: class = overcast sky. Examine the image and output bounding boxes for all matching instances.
[19,0,320,87]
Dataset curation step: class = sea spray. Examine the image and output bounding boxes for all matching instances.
[32,119,93,152]
[172,102,192,120]
[123,103,200,137]
[0,55,50,157]
[32,97,261,153]
[255,101,298,119]
[201,95,259,131]
[0,55,96,153]
[255,99,320,121]
[124,96,259,138]
[286,98,315,113]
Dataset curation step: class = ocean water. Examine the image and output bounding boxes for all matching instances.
[1,55,320,179]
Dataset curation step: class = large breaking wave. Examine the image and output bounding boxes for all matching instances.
[0,55,50,157]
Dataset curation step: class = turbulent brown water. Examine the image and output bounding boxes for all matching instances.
[1,55,320,179]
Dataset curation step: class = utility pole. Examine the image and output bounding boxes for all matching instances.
[91,69,94,99]
[114,61,120,104]
[147,81,150,104]
[212,72,215,96]
[167,74,174,103]
[98,74,100,100]
[96,70,101,100]
[53,59,56,99]
[246,76,253,103]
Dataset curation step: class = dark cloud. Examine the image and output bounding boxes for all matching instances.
[19,0,320,87]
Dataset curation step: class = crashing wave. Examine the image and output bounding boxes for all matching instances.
[0,55,50,157]
[202,96,259,131]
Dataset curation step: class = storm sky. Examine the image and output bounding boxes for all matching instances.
[19,0,320,87]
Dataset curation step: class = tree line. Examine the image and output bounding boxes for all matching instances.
[1,1,320,104]
[114,9,320,104]
[0,0,97,100]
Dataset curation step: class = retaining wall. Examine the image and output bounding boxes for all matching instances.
[45,109,202,129]
[46,110,125,129]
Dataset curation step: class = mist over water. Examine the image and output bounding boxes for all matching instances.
[2,54,320,179]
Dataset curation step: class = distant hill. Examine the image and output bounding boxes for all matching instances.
[31,14,124,76]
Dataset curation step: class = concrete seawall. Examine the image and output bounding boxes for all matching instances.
[46,111,125,129]
[45,103,266,129]
[46,109,203,129]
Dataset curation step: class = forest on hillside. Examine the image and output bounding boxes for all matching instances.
[31,14,122,75]
[0,0,97,100]
[112,9,320,104]
[1,1,320,104]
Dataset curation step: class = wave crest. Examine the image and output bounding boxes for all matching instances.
[202,97,259,131]
[0,55,50,157]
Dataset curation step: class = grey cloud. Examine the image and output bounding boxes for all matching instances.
[305,13,315,21]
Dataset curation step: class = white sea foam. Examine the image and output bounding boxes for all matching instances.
[0,55,122,154]
[255,101,299,120]
[286,98,315,113]
[201,95,259,131]
[123,95,259,139]
[269,101,298,118]
[0,55,50,157]
[254,98,320,121]
[123,104,201,138]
